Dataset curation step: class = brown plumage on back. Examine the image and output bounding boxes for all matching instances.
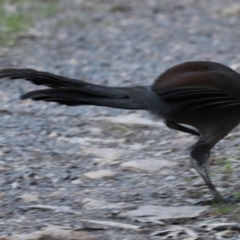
[1,61,240,203]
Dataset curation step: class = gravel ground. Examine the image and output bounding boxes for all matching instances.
[1,0,240,239]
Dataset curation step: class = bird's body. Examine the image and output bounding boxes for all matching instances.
[1,61,240,203]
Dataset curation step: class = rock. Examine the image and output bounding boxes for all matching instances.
[164,176,176,181]
[58,137,124,144]
[230,63,240,71]
[151,225,198,239]
[83,148,132,165]
[0,225,96,240]
[82,198,123,210]
[93,114,164,127]
[80,219,140,230]
[220,4,240,16]
[48,131,58,138]
[71,179,83,185]
[124,205,209,220]
[203,222,240,231]
[215,230,235,238]
[171,133,196,148]
[128,143,145,151]
[83,169,117,179]
[121,159,177,175]
[0,150,4,157]
[20,193,39,202]
[28,205,73,213]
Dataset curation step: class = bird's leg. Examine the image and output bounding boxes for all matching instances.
[190,157,223,203]
[190,141,224,203]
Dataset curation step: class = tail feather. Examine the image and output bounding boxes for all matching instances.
[0,68,164,112]
[0,68,128,98]
[0,68,81,87]
[21,88,142,109]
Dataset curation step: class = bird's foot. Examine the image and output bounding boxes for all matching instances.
[195,195,238,205]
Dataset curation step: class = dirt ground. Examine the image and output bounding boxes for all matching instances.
[1,0,240,239]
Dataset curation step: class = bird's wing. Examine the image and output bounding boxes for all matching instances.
[152,62,240,109]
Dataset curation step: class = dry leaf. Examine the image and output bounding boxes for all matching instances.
[0,226,96,240]
[125,205,209,220]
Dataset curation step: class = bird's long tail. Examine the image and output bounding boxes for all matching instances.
[0,68,163,112]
